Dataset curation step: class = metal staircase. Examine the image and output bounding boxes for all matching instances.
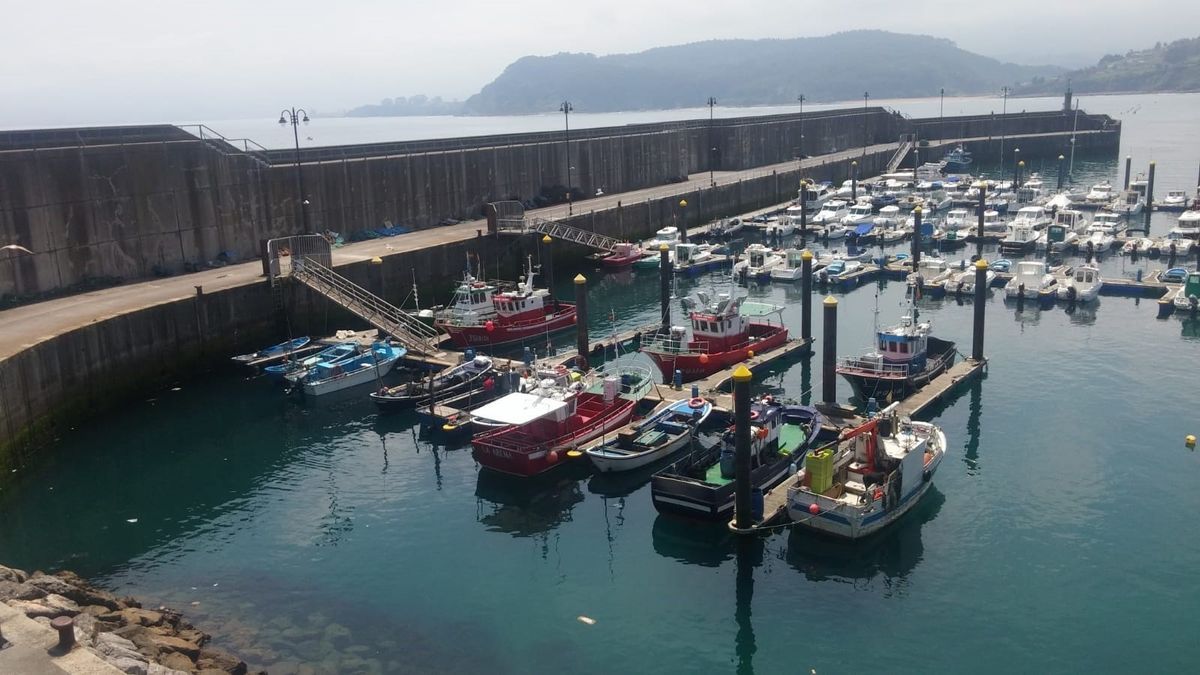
[497,216,625,254]
[885,134,917,174]
[290,257,441,355]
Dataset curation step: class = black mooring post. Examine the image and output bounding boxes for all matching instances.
[574,274,589,371]
[800,250,813,344]
[911,207,923,268]
[851,161,858,201]
[799,181,809,246]
[972,260,988,361]
[659,243,671,331]
[1144,161,1156,234]
[1124,156,1132,190]
[732,364,753,531]
[822,296,838,405]
[976,182,988,259]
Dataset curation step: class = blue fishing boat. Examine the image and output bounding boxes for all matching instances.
[585,397,713,473]
[263,342,358,382]
[296,342,406,396]
[942,145,973,173]
[231,337,311,366]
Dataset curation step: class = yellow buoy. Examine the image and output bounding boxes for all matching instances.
[442,423,457,432]
[566,449,583,459]
[1187,435,1196,448]
[747,350,755,358]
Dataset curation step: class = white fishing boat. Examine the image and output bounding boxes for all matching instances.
[1084,182,1115,207]
[906,258,955,288]
[1109,189,1143,216]
[584,398,712,472]
[950,265,996,294]
[298,342,406,396]
[842,201,876,226]
[979,209,1005,234]
[1057,264,1103,302]
[812,200,850,225]
[785,407,946,540]
[1004,261,1058,299]
[1175,210,1200,237]
[764,216,796,239]
[770,249,810,281]
[873,204,902,227]
[943,208,970,230]
[1089,211,1125,235]
[736,243,784,279]
[999,220,1039,254]
[1038,209,1086,252]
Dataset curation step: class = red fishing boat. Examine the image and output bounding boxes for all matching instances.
[640,292,788,382]
[471,368,653,477]
[436,257,576,349]
[600,242,644,268]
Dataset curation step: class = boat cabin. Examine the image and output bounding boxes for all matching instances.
[1073,266,1099,286]
[674,294,751,353]
[1055,209,1084,230]
[982,210,1003,230]
[443,278,497,323]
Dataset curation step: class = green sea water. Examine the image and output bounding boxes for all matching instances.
[1,93,1199,674]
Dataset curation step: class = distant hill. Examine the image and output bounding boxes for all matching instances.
[461,30,1063,115]
[1019,36,1200,95]
[346,95,463,117]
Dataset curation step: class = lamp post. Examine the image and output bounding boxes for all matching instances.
[939,87,945,141]
[797,93,805,181]
[1013,147,1021,190]
[862,92,870,158]
[278,107,311,233]
[707,96,717,187]
[560,100,574,215]
[999,86,1010,173]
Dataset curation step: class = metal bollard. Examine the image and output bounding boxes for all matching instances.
[51,616,75,650]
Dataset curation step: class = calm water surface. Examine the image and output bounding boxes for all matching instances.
[2,94,1200,673]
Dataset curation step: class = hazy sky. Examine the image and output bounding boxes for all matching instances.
[3,0,1197,127]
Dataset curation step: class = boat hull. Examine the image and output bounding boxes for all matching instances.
[642,324,789,383]
[837,338,956,404]
[442,305,576,349]
[651,446,793,521]
[589,431,693,473]
[786,454,942,539]
[301,353,402,396]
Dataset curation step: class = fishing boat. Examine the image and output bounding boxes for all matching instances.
[873,204,901,227]
[371,354,495,410]
[470,367,653,478]
[836,302,956,403]
[264,342,359,382]
[1057,265,1103,303]
[999,220,1038,254]
[942,145,973,173]
[585,397,713,473]
[600,242,644,268]
[436,257,576,349]
[297,342,406,396]
[764,216,796,240]
[641,292,788,383]
[1004,261,1058,300]
[785,407,945,540]
[770,249,810,281]
[231,337,312,366]
[651,398,823,521]
[1084,182,1115,208]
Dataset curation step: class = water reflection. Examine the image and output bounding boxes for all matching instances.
[735,536,764,675]
[784,487,944,593]
[1063,299,1099,325]
[1180,316,1200,340]
[474,470,585,538]
[651,515,735,567]
[963,380,983,475]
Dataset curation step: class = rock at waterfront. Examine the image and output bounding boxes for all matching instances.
[150,633,202,660]
[159,650,197,673]
[197,647,248,675]
[95,632,151,675]
[9,592,82,618]
[0,564,29,583]
[0,579,48,601]
[26,573,79,597]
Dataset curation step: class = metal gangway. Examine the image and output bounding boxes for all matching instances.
[267,235,441,355]
[491,200,626,254]
[885,134,917,174]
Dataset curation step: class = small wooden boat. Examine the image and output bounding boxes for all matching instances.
[371,355,495,410]
[231,337,311,366]
[296,342,406,396]
[263,342,358,382]
[786,406,946,540]
[585,397,713,473]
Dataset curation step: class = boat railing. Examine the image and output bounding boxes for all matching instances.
[836,357,910,378]
[641,335,710,355]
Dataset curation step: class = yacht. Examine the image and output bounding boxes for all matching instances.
[999,220,1039,254]
[842,201,877,226]
[812,200,851,226]
[1004,261,1058,300]
[1161,190,1190,210]
[1090,211,1126,235]
[1175,210,1200,237]
[1011,205,1052,230]
[1038,209,1086,252]
[1057,265,1103,303]
[1084,182,1115,208]
[770,249,810,281]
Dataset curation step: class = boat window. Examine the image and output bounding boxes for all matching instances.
[887,342,897,353]
[899,343,909,354]
[879,339,886,351]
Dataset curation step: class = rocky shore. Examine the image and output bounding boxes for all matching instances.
[1,564,253,674]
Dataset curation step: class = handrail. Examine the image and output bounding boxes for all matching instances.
[498,217,625,254]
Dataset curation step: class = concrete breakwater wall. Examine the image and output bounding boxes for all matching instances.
[3,108,1117,301]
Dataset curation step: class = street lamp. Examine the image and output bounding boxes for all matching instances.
[1013,147,1022,188]
[862,92,870,158]
[999,86,1010,173]
[560,100,574,215]
[707,96,717,187]
[797,93,805,182]
[939,88,945,141]
[278,107,311,233]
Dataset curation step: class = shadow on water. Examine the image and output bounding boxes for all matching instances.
[650,515,735,567]
[784,487,945,593]
[474,469,586,539]
[1180,316,1200,340]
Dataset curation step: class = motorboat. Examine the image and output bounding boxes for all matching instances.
[1171,271,1200,312]
[878,221,907,243]
[735,243,785,280]
[673,242,724,275]
[949,265,997,295]
[585,397,713,473]
[1160,190,1190,211]
[644,226,681,250]
[641,292,788,383]
[764,216,796,240]
[942,145,973,173]
[436,256,576,348]
[770,249,810,281]
[785,408,945,540]
[1011,205,1051,230]
[1109,189,1144,217]
[906,258,955,289]
[371,354,495,410]
[1082,229,1115,253]
[710,217,745,238]
[836,302,956,403]
[822,222,850,239]
[980,209,1005,234]
[815,258,863,283]
[1057,265,1103,303]
[231,336,312,366]
[1004,261,1058,300]
[1084,182,1115,207]
[798,182,835,213]
[1151,231,1196,257]
[297,342,406,396]
[943,208,971,230]
[1161,267,1190,285]
[600,242,644,268]
[874,204,901,227]
[842,202,877,226]
[812,200,850,226]
[652,397,823,521]
[999,220,1039,254]
[1175,210,1200,237]
[1089,211,1125,235]
[264,342,358,382]
[1045,191,1074,211]
[1038,209,1086,252]
[989,258,1013,273]
[471,367,653,478]
[849,222,877,245]
[1120,237,1155,255]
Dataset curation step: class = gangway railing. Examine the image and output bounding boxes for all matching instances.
[496,216,625,254]
[885,134,916,174]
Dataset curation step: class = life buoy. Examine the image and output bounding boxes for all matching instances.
[688,397,705,409]
[749,410,761,421]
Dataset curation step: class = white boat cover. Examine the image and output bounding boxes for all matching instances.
[471,392,568,425]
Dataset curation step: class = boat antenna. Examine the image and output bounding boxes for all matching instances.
[873,292,880,336]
